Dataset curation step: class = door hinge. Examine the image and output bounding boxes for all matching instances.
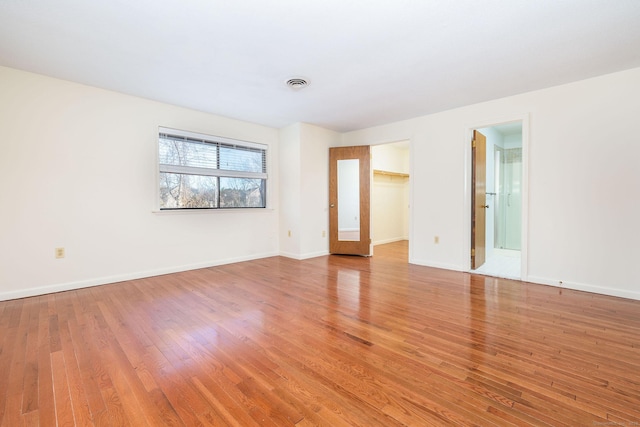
[471,248,475,256]
[472,139,476,148]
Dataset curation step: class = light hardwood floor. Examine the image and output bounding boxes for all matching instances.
[1,241,639,426]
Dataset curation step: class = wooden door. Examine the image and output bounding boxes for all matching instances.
[471,130,487,269]
[329,146,371,255]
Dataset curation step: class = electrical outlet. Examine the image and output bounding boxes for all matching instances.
[288,230,291,237]
[322,230,326,237]
[55,247,65,259]
[434,236,439,244]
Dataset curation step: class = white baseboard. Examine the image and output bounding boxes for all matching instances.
[409,258,464,272]
[6,253,636,303]
[373,237,407,245]
[526,275,640,301]
[0,251,279,302]
[407,261,640,301]
[280,250,329,260]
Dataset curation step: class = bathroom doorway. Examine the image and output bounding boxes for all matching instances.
[472,121,523,279]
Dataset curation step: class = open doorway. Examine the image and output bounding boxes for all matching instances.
[371,141,410,260]
[328,141,410,261]
[471,122,523,279]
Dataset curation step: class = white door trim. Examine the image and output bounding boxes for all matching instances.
[463,113,530,281]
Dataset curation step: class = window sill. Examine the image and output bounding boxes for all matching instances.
[152,208,275,215]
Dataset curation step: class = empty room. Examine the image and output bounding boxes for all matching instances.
[1,1,640,425]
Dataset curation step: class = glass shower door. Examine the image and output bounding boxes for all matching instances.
[494,147,522,250]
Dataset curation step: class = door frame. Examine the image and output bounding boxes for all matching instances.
[463,114,530,280]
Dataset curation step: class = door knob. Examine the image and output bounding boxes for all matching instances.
[482,205,489,208]
[330,204,335,208]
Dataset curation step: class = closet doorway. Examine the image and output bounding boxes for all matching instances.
[328,141,410,260]
[371,141,410,255]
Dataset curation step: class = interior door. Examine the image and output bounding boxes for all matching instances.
[329,146,371,255]
[471,130,487,269]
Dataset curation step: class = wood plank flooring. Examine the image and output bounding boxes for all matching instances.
[1,241,639,426]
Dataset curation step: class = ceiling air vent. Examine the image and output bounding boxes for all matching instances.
[286,78,309,90]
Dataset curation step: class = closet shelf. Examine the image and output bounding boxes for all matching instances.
[373,169,409,178]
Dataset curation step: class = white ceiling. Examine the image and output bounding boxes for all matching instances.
[1,1,639,132]
[492,122,522,137]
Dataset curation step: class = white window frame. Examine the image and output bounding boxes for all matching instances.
[157,127,268,210]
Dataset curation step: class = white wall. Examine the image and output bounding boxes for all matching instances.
[278,123,302,257]
[279,122,338,259]
[299,124,339,257]
[3,65,640,301]
[372,143,409,174]
[0,66,280,300]
[343,67,640,300]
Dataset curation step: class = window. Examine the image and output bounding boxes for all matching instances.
[158,127,267,209]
